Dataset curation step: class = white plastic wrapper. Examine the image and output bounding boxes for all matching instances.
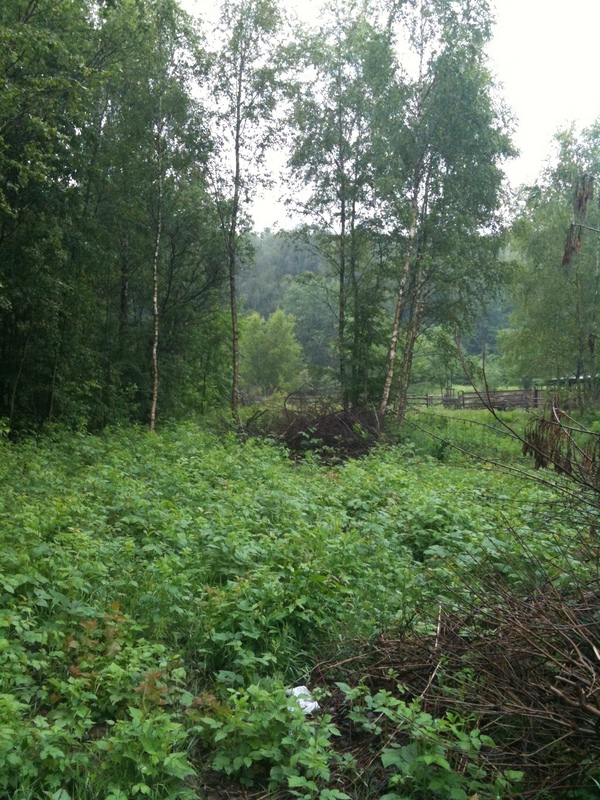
[286,685,320,714]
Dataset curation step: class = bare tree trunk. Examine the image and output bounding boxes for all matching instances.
[229,241,241,426]
[379,187,419,415]
[48,353,58,423]
[119,236,129,349]
[226,46,246,430]
[335,69,348,411]
[592,244,600,397]
[349,175,362,407]
[338,204,348,409]
[395,277,425,426]
[9,336,29,429]
[149,116,164,433]
[380,4,433,418]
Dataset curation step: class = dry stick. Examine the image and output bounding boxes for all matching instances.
[548,684,600,718]
[547,400,594,466]
[308,649,373,678]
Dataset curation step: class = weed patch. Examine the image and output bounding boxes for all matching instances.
[1,423,598,797]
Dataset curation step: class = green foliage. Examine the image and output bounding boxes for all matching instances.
[0,420,591,795]
[402,407,528,464]
[283,272,339,377]
[288,5,399,404]
[0,0,514,426]
[239,231,325,318]
[240,309,307,394]
[502,124,600,392]
[191,682,341,791]
[0,0,226,431]
[410,327,463,393]
[336,682,523,799]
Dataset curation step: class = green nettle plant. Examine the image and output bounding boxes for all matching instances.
[1,420,598,796]
[189,683,342,792]
[336,683,523,799]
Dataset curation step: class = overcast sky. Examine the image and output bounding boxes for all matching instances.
[187,0,600,228]
[487,0,600,187]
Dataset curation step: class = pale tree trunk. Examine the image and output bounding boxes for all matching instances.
[339,196,348,409]
[380,4,431,418]
[119,235,129,350]
[149,115,164,433]
[48,353,58,423]
[394,274,425,426]
[227,46,245,430]
[228,240,241,426]
[336,65,348,410]
[591,245,600,397]
[379,186,419,416]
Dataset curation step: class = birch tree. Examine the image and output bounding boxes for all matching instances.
[379,0,512,419]
[288,0,396,406]
[502,125,600,400]
[208,0,286,425]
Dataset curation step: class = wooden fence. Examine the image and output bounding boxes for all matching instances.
[282,389,544,413]
[406,388,543,411]
[405,394,444,407]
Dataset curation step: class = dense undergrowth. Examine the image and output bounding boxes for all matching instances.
[1,414,599,798]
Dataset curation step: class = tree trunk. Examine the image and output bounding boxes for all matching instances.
[119,236,129,349]
[338,159,348,408]
[226,45,246,429]
[47,353,58,423]
[592,245,600,397]
[229,242,241,425]
[395,277,425,426]
[379,187,419,415]
[149,117,164,434]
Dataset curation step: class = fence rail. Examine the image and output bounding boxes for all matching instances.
[405,394,444,407]
[406,389,543,411]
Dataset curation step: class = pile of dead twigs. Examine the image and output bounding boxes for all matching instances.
[245,405,382,460]
[523,407,600,492]
[310,573,600,798]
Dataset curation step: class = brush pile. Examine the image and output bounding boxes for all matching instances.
[245,405,381,459]
[313,575,600,798]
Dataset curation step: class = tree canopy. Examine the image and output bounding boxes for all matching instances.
[0,0,517,430]
[501,125,600,398]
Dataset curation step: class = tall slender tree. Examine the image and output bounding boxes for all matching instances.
[378,0,513,419]
[502,125,600,400]
[288,0,396,406]
[207,0,286,425]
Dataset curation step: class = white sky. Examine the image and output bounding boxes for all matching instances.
[488,0,600,187]
[187,0,600,229]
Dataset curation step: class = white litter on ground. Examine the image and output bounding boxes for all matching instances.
[286,685,320,714]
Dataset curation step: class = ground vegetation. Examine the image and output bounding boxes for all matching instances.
[3,416,600,798]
